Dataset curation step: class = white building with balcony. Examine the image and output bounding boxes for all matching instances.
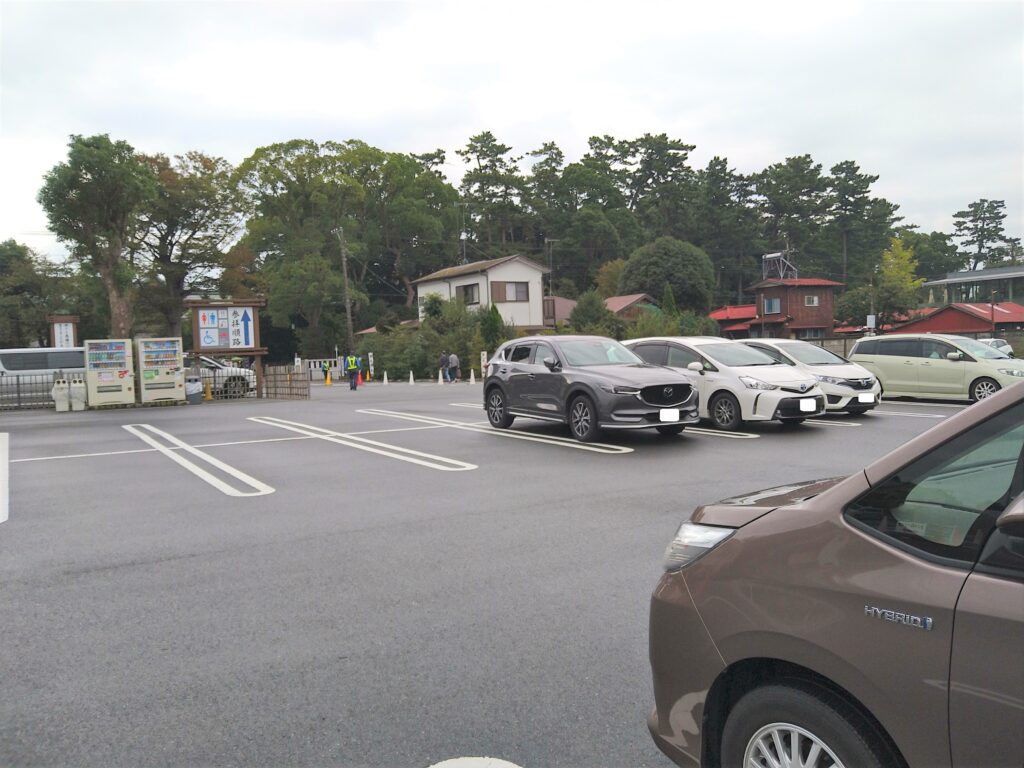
[413,255,550,328]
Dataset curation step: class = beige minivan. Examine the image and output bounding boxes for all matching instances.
[649,383,1023,767]
[849,333,1024,401]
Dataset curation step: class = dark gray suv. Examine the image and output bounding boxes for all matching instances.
[483,335,699,442]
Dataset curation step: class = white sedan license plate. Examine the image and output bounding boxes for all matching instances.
[660,408,680,422]
[857,393,875,403]
[799,398,817,412]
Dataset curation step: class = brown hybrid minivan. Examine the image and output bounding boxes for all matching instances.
[649,383,1024,768]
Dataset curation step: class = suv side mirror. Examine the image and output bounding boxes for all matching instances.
[543,356,559,371]
[687,361,704,374]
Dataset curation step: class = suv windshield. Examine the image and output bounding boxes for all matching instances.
[700,343,779,367]
[558,339,642,367]
[778,342,848,365]
[952,337,1011,360]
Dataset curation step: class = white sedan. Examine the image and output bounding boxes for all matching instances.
[742,339,882,414]
[188,355,256,397]
[624,336,826,430]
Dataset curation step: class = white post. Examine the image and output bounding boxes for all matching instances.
[409,371,415,385]
[383,371,389,385]
[0,433,8,524]
[438,369,444,385]
[469,369,476,385]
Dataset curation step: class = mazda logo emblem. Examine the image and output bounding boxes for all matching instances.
[663,387,674,398]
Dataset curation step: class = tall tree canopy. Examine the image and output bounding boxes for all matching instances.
[619,236,715,313]
[38,134,158,336]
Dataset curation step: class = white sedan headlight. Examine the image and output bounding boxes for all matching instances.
[739,376,779,391]
[813,374,846,386]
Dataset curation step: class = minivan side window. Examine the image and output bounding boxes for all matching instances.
[921,339,957,360]
[878,339,921,357]
[853,339,878,355]
[845,402,1024,566]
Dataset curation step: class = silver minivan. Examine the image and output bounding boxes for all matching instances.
[849,333,1024,401]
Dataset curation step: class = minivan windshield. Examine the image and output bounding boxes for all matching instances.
[700,343,779,367]
[951,337,1011,360]
[557,338,643,367]
[777,342,848,366]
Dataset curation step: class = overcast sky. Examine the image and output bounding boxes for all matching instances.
[1,0,1021,262]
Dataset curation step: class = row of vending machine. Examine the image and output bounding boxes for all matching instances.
[84,337,187,406]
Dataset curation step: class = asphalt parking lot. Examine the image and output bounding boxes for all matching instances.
[0,383,965,767]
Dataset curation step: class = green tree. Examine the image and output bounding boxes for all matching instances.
[457,131,527,250]
[826,160,878,284]
[835,237,924,330]
[619,237,715,313]
[897,228,963,280]
[953,199,1008,269]
[136,151,243,336]
[754,155,828,259]
[568,290,622,337]
[37,134,158,336]
[479,303,507,351]
[594,258,625,298]
[660,283,679,318]
[0,240,51,346]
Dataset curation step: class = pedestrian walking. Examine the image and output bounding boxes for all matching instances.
[439,350,450,383]
[344,353,361,390]
[448,351,460,383]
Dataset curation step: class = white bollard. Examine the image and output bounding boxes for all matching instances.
[469,369,476,385]
[438,369,444,385]
[383,371,389,385]
[409,371,415,385]
[0,433,8,524]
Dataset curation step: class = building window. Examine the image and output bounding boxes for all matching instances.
[796,328,825,340]
[764,297,781,314]
[456,283,479,305]
[804,295,820,307]
[507,282,528,301]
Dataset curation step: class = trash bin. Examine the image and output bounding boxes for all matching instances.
[185,374,204,404]
[52,377,70,412]
[69,376,87,411]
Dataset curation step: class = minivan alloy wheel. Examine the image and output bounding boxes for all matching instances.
[970,377,1000,401]
[743,722,846,768]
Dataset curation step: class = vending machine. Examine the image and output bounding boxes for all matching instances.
[136,337,185,403]
[84,339,135,406]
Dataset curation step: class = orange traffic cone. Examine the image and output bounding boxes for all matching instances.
[357,371,362,387]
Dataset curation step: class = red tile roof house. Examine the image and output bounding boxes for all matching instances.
[745,278,844,340]
[709,304,758,338]
[891,302,1024,335]
[604,293,657,319]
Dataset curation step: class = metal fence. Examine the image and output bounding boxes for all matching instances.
[0,373,62,411]
[263,364,310,400]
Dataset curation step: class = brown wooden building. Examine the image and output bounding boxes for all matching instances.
[746,278,844,339]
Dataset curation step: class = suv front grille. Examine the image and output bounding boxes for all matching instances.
[640,384,692,407]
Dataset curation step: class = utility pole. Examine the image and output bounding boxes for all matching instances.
[544,238,559,296]
[333,227,355,352]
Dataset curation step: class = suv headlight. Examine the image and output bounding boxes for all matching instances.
[663,522,734,571]
[739,376,779,391]
[813,374,846,386]
[998,368,1024,377]
[599,384,641,395]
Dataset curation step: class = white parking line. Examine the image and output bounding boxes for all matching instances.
[873,411,947,419]
[358,408,635,454]
[686,427,760,439]
[879,400,965,409]
[123,424,275,497]
[248,416,477,471]
[806,419,862,427]
[450,403,483,409]
[1,433,8,524]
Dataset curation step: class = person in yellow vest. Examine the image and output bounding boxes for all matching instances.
[344,353,361,390]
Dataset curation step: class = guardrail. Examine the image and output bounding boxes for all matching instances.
[0,373,61,411]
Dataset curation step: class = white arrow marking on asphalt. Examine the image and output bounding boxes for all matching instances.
[123,424,275,497]
[1,433,9,524]
[248,416,477,471]
[357,408,635,453]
